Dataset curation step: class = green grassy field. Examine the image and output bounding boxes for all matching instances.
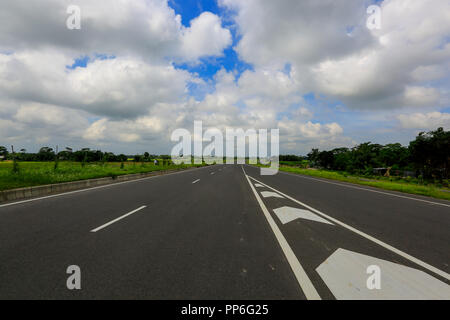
[0,161,205,191]
[254,164,450,201]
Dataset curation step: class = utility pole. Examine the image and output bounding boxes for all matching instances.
[54,145,59,170]
[11,145,19,173]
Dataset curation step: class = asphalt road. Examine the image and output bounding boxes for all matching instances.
[0,164,449,299]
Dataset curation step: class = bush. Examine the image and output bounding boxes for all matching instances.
[12,160,19,174]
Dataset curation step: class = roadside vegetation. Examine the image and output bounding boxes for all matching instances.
[261,127,450,201]
[275,166,450,201]
[0,158,204,191]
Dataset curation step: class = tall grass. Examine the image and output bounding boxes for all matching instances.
[0,161,204,191]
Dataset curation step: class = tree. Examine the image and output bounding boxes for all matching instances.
[409,127,450,179]
[0,146,8,159]
[332,148,351,171]
[307,149,320,164]
[379,143,409,169]
[280,155,304,162]
[316,151,333,169]
[349,143,383,173]
[38,147,55,161]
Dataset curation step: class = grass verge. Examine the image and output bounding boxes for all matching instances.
[0,161,206,191]
[254,164,450,201]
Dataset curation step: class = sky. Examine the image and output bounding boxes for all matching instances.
[0,0,449,155]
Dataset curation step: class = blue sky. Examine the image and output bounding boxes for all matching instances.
[171,0,253,83]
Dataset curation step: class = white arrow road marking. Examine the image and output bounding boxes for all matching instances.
[192,179,200,184]
[261,191,284,199]
[273,206,334,225]
[316,248,450,300]
[91,206,147,233]
[254,183,264,188]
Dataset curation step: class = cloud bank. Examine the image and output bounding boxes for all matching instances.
[0,0,448,154]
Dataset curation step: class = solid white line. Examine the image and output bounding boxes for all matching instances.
[91,206,147,233]
[241,166,321,300]
[192,179,200,184]
[0,165,213,209]
[247,174,450,281]
[275,168,450,208]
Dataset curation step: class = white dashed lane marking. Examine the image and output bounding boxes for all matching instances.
[91,205,147,233]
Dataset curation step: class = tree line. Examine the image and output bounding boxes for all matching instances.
[1,127,449,179]
[0,146,171,163]
[306,128,450,180]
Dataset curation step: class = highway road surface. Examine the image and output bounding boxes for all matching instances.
[0,164,449,299]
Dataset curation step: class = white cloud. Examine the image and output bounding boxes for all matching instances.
[0,0,231,62]
[402,86,440,108]
[220,0,450,110]
[83,119,108,141]
[397,112,450,130]
[0,51,194,119]
[220,0,371,67]
[181,12,232,61]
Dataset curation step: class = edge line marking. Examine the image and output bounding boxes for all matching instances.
[241,166,321,300]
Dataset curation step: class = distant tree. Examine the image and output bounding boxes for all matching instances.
[379,143,409,168]
[0,146,8,159]
[307,149,320,164]
[38,147,55,161]
[349,143,382,173]
[332,148,351,171]
[318,150,334,169]
[409,127,450,180]
[280,155,304,162]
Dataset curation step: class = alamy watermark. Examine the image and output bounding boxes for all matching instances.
[66,265,81,290]
[366,5,381,30]
[66,5,81,30]
[366,265,381,290]
[171,121,279,175]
